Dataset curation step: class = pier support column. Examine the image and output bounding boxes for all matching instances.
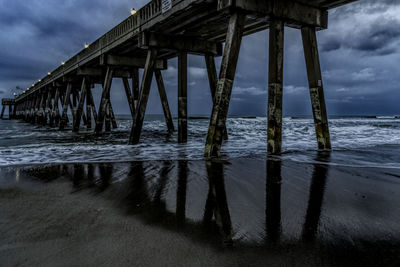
[108,97,118,129]
[95,67,114,134]
[267,20,285,155]
[59,83,72,130]
[68,91,77,126]
[44,91,51,125]
[129,48,158,144]
[38,93,45,124]
[204,12,245,157]
[0,106,5,119]
[53,88,61,126]
[86,87,92,129]
[178,52,188,143]
[87,88,98,125]
[122,77,136,118]
[73,77,87,132]
[301,26,331,150]
[132,68,140,110]
[105,102,111,132]
[205,55,228,140]
[8,105,12,119]
[0,105,5,119]
[155,69,175,134]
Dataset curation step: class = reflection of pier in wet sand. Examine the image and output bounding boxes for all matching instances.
[2,154,400,265]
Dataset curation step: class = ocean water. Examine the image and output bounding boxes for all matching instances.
[0,115,400,168]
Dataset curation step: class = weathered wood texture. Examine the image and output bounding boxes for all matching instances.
[95,68,114,134]
[86,89,92,129]
[52,88,61,126]
[59,83,72,130]
[204,12,245,158]
[155,69,175,134]
[205,55,228,140]
[129,48,158,144]
[301,26,331,150]
[132,68,140,110]
[122,77,136,118]
[73,78,87,132]
[267,20,284,155]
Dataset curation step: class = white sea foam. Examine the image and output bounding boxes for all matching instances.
[0,116,400,167]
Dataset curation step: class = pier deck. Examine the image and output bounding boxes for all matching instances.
[2,0,358,156]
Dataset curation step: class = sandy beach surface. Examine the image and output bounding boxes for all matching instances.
[1,157,400,266]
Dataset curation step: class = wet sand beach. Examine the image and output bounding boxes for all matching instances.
[1,153,400,266]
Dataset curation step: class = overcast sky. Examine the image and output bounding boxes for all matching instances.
[0,0,399,116]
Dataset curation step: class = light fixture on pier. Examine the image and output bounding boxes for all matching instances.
[13,92,17,97]
[130,8,137,15]
[32,83,35,87]
[84,43,89,49]
[48,72,51,75]
[23,91,26,94]
[61,61,65,65]
[38,79,41,82]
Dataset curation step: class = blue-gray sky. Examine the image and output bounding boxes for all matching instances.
[0,0,399,116]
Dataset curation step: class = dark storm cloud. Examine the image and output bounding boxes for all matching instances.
[1,0,399,116]
[321,18,400,55]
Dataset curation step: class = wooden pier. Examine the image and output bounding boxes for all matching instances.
[1,0,357,156]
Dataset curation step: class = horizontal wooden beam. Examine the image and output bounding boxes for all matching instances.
[100,54,168,70]
[218,0,328,29]
[77,67,133,78]
[1,99,15,105]
[139,32,223,56]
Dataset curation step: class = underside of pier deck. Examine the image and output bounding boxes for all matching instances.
[10,0,358,156]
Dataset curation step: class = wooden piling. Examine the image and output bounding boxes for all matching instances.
[122,77,136,118]
[59,83,72,130]
[0,106,5,119]
[108,99,118,129]
[86,88,92,129]
[87,88,98,123]
[105,102,111,132]
[132,68,140,110]
[267,20,285,155]
[44,91,51,125]
[204,12,245,157]
[68,92,77,125]
[73,77,87,132]
[178,52,188,143]
[129,48,158,145]
[205,55,228,140]
[38,93,45,124]
[8,105,12,119]
[155,69,175,134]
[95,67,114,134]
[301,26,331,150]
[53,88,61,126]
